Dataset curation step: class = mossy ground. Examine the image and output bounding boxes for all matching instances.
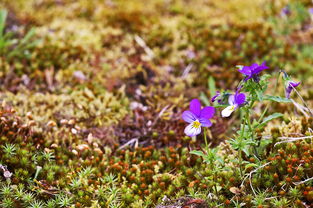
[0,0,313,207]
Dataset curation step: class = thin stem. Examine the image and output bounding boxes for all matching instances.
[258,105,269,123]
[203,128,217,195]
[240,109,246,138]
[246,110,253,135]
[237,110,246,178]
[246,108,260,158]
[203,128,209,152]
[246,101,255,137]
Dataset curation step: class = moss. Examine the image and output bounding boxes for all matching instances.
[0,0,312,207]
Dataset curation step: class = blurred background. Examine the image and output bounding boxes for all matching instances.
[0,0,312,145]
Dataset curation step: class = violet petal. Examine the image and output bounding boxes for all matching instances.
[235,93,246,106]
[182,110,197,123]
[211,91,220,102]
[200,106,215,119]
[238,66,251,76]
[199,118,212,127]
[285,81,300,98]
[189,99,201,117]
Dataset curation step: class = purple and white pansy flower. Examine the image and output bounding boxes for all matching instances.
[182,99,215,137]
[237,62,269,82]
[285,81,300,99]
[221,92,246,117]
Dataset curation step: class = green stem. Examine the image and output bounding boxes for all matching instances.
[246,109,254,138]
[240,109,245,138]
[203,128,209,152]
[244,101,255,139]
[237,111,245,177]
[246,108,260,158]
[258,105,269,123]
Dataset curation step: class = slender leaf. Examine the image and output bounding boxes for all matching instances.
[199,92,210,106]
[264,95,291,103]
[20,28,36,45]
[0,10,7,37]
[256,90,263,101]
[257,113,283,128]
[208,76,216,97]
[189,150,205,157]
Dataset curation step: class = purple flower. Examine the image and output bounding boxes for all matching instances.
[238,62,269,82]
[221,92,246,117]
[211,91,220,102]
[281,6,291,17]
[211,91,232,105]
[285,81,300,98]
[182,99,215,137]
[309,8,313,14]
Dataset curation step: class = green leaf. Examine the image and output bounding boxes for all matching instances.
[189,150,205,157]
[259,138,272,148]
[199,92,210,106]
[257,113,283,129]
[20,28,35,45]
[263,112,284,123]
[0,10,7,38]
[260,74,271,81]
[208,76,216,97]
[213,104,227,108]
[264,95,292,103]
[256,90,263,101]
[245,163,258,170]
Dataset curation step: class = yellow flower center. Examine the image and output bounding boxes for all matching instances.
[229,105,235,111]
[192,120,201,129]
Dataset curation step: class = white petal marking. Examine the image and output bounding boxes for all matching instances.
[221,105,235,117]
[184,123,201,137]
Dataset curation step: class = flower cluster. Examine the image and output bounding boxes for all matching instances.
[182,61,301,137]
